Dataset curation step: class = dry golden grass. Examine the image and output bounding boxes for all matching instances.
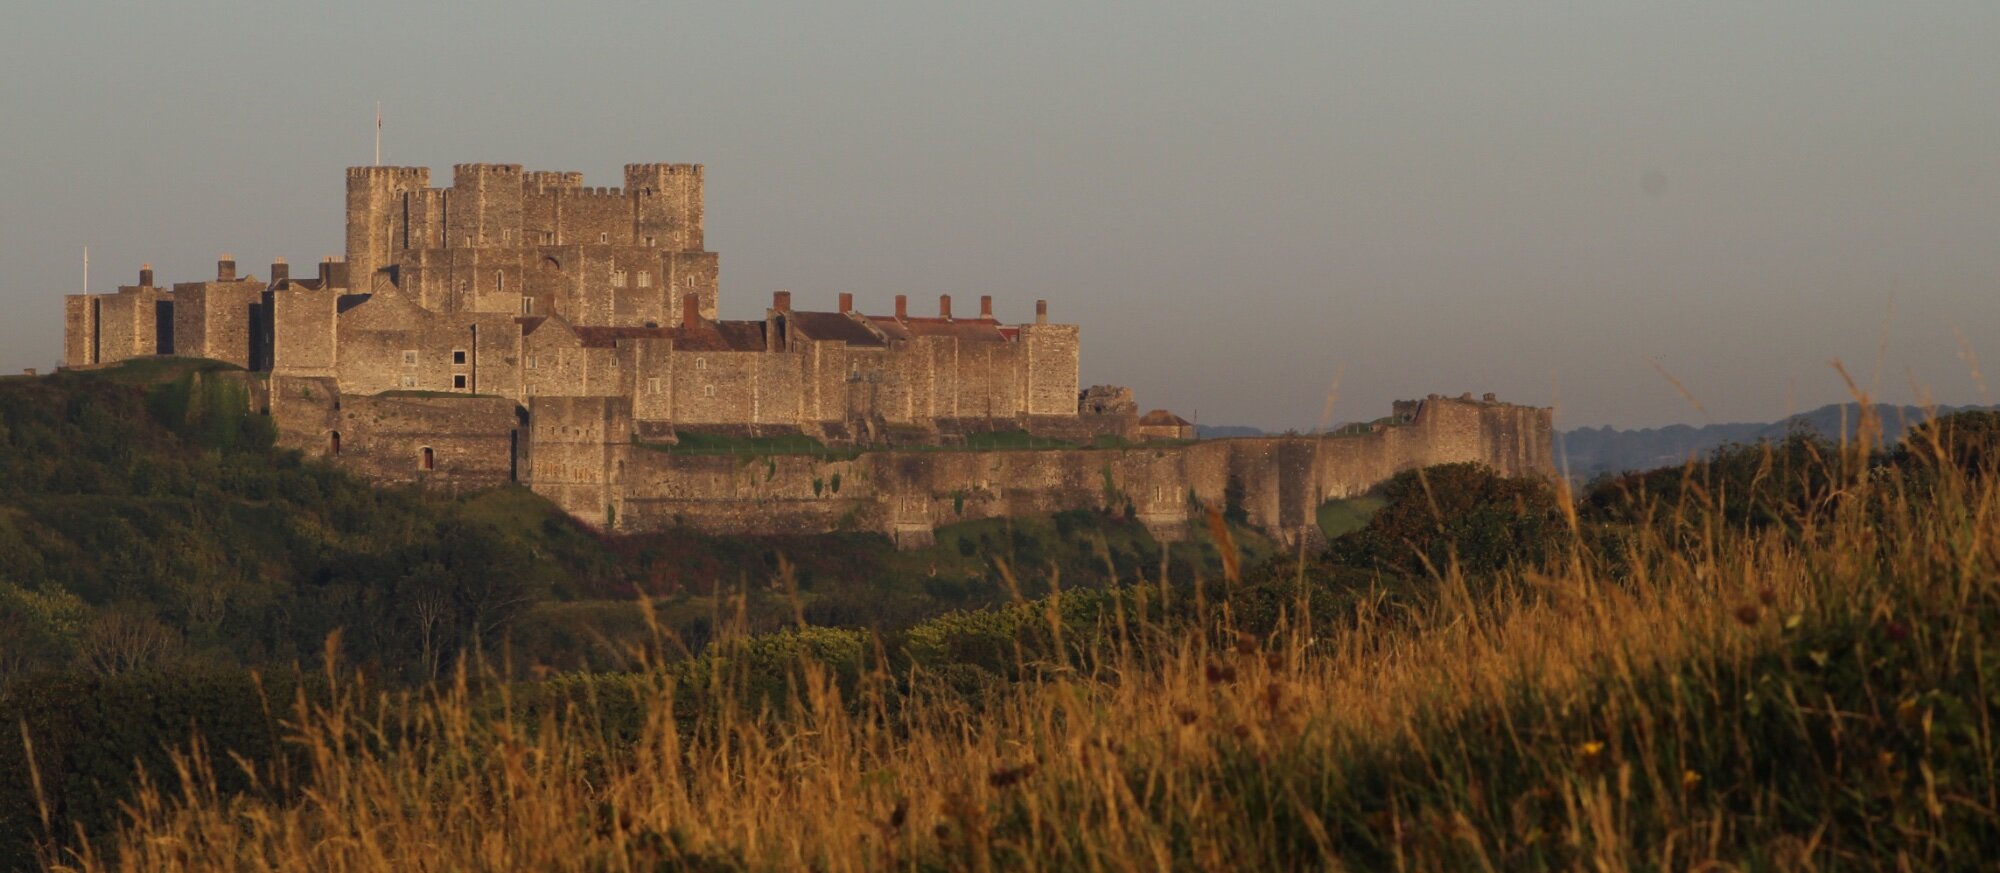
[35,414,2000,871]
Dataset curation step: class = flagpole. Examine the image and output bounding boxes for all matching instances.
[374,102,381,166]
[83,246,89,294]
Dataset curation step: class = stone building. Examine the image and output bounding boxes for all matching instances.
[59,158,1555,545]
[66,161,1093,454]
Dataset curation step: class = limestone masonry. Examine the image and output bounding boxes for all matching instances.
[62,160,1555,545]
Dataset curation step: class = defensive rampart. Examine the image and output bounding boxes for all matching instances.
[527,394,1553,546]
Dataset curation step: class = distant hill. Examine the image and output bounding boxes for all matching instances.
[1559,402,1994,478]
[1196,424,1265,439]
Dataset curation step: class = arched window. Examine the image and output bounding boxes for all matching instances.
[521,297,533,315]
[329,431,341,455]
[419,447,435,471]
[599,232,608,243]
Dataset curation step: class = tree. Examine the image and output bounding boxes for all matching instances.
[1328,463,1563,577]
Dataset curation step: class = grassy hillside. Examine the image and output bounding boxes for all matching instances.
[9,399,1997,867]
[0,362,1271,684]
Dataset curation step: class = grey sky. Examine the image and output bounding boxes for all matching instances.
[3,1,1996,429]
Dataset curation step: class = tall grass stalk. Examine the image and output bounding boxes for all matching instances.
[39,422,2000,870]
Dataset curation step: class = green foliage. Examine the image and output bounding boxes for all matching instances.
[1895,409,2000,478]
[1314,493,1385,540]
[1329,463,1564,576]
[1580,431,1840,534]
[0,667,320,869]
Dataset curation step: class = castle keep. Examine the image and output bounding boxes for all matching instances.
[61,160,1555,545]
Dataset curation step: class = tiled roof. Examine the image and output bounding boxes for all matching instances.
[860,316,1010,343]
[576,325,676,349]
[1138,410,1192,427]
[711,321,769,351]
[786,311,885,347]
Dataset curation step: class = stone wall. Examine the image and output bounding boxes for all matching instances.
[274,374,518,490]
[513,395,1554,547]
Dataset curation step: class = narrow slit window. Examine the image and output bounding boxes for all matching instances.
[420,447,435,471]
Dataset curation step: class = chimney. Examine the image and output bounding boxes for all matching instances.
[772,290,791,311]
[217,255,236,282]
[681,292,702,327]
[938,294,952,320]
[139,264,154,288]
[319,257,349,290]
[269,257,289,286]
[979,295,993,319]
[838,292,853,314]
[1035,299,1048,325]
[894,294,908,320]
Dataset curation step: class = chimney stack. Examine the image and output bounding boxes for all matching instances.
[838,292,853,314]
[681,292,702,327]
[894,294,908,320]
[772,290,791,311]
[269,257,289,286]
[979,295,993,319]
[1035,299,1048,324]
[938,294,952,320]
[319,256,349,290]
[139,264,154,288]
[217,255,236,282]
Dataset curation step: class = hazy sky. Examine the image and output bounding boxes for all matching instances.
[4,2,1996,430]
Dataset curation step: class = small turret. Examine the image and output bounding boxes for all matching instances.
[217,255,236,282]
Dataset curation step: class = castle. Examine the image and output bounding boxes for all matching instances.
[62,161,1556,546]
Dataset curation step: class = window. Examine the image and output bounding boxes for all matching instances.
[452,350,467,365]
[695,357,706,371]
[502,229,512,244]
[402,350,418,366]
[495,271,505,292]
[521,297,533,315]
[611,270,628,288]
[453,374,467,389]
[400,375,417,388]
[703,385,715,398]
[599,232,608,243]
[645,236,655,247]
[648,377,661,395]
[636,271,651,288]
[329,431,341,455]
[420,447,435,471]
[528,355,538,370]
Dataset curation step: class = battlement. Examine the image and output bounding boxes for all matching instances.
[452,163,524,185]
[346,166,429,181]
[552,186,627,198]
[524,171,585,191]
